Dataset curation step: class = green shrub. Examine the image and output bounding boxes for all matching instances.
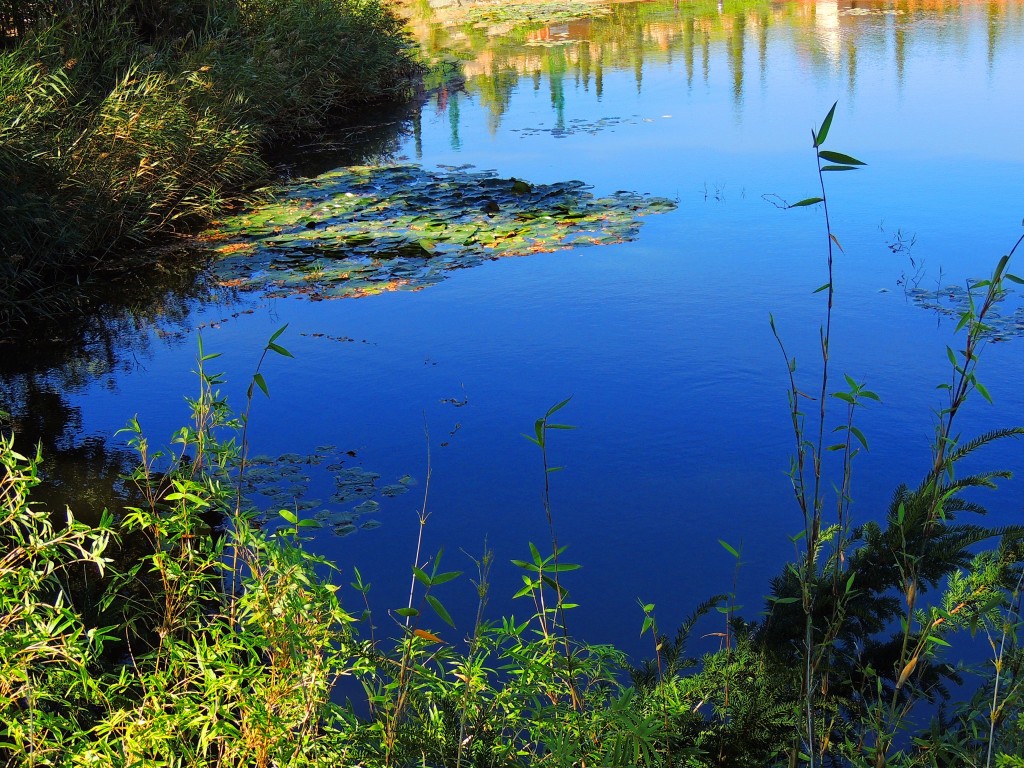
[0,436,114,762]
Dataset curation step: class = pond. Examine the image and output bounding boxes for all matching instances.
[4,0,1024,662]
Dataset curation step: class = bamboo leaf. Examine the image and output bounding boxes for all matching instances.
[548,562,581,573]
[252,373,270,398]
[529,541,543,565]
[718,539,740,559]
[790,197,824,208]
[413,629,445,643]
[425,594,455,627]
[430,570,462,585]
[815,102,837,147]
[267,342,293,358]
[896,655,919,688]
[545,397,573,417]
[817,150,866,166]
[279,508,297,524]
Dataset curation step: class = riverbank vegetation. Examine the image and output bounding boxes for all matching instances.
[4,306,1024,767]
[5,71,1024,768]
[4,244,1024,767]
[0,0,418,331]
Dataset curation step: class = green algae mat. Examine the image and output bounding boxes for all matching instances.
[203,164,677,301]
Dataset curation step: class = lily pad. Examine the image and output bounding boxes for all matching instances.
[238,446,410,537]
[203,164,676,302]
[909,284,1024,342]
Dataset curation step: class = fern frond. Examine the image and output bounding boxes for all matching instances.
[945,427,1024,466]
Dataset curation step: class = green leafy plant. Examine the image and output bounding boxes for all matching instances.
[766,101,871,767]
[0,436,113,763]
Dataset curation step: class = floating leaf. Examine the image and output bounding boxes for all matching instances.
[353,500,381,515]
[790,197,824,208]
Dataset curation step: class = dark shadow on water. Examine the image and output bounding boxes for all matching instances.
[0,94,423,490]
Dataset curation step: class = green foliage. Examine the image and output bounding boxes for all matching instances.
[0,0,418,331]
[1,335,367,766]
[0,435,114,763]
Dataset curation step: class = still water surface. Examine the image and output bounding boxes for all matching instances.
[5,0,1024,659]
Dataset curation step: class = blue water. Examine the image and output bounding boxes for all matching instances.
[11,0,1024,661]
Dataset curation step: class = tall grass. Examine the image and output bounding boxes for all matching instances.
[0,0,418,331]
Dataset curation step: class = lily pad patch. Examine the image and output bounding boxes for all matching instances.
[238,445,415,536]
[908,284,1024,342]
[203,164,676,302]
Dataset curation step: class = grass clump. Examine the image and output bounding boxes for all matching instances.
[0,0,418,331]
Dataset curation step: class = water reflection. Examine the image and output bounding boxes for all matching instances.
[0,258,231,519]
[401,0,1024,138]
[0,103,426,502]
